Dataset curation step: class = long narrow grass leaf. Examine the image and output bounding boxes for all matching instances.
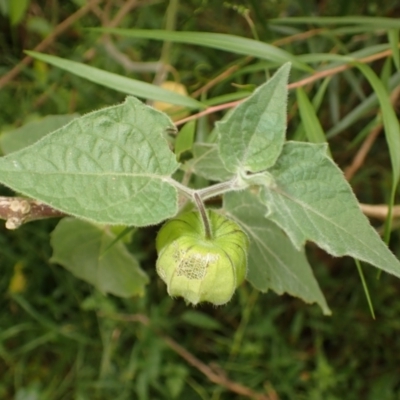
[296,87,330,155]
[271,16,400,30]
[292,77,330,141]
[92,28,312,72]
[354,259,375,319]
[12,294,92,343]
[354,63,400,184]
[388,29,400,70]
[100,226,136,257]
[25,51,204,110]
[312,77,331,109]
[355,62,400,244]
[327,72,400,138]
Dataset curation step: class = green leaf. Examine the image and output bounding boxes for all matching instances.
[0,114,78,154]
[92,29,312,73]
[101,226,136,256]
[9,0,29,25]
[223,190,330,315]
[180,310,223,330]
[50,218,148,297]
[183,143,234,182]
[175,120,195,159]
[326,72,400,139]
[270,16,400,30]
[355,63,400,242]
[218,63,290,174]
[354,63,400,186]
[296,87,330,152]
[388,29,400,70]
[260,141,400,278]
[292,77,331,141]
[25,51,204,110]
[354,259,375,319]
[0,97,180,226]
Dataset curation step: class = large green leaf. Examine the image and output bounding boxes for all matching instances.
[0,97,180,226]
[183,143,234,182]
[93,29,312,72]
[223,191,330,315]
[0,114,78,155]
[51,218,148,297]
[25,51,204,110]
[218,63,290,174]
[261,141,400,278]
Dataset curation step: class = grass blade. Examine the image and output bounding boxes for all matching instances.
[354,259,375,319]
[271,16,400,30]
[92,28,313,72]
[355,62,400,244]
[296,87,330,155]
[25,51,204,110]
[388,29,400,70]
[327,72,400,138]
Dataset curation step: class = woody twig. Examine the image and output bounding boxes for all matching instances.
[0,196,64,229]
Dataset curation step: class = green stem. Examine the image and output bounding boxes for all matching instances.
[167,176,243,239]
[193,192,212,240]
[167,177,242,201]
[196,179,241,200]
[355,259,375,319]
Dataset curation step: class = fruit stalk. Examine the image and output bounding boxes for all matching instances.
[193,192,212,240]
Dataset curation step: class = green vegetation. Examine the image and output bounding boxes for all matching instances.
[1,1,400,399]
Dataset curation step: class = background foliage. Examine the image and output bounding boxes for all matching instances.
[1,1,400,399]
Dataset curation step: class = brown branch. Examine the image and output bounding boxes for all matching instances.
[271,28,326,47]
[344,123,383,180]
[175,99,240,126]
[0,191,396,228]
[0,0,103,89]
[162,334,273,400]
[102,312,275,400]
[359,203,400,220]
[0,197,64,229]
[287,47,398,90]
[105,0,139,28]
[191,62,247,98]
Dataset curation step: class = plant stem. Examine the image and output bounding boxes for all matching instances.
[196,179,240,201]
[193,193,212,240]
[0,196,65,229]
[167,177,241,201]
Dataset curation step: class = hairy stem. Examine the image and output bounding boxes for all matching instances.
[193,193,212,240]
[167,177,241,201]
[196,179,241,200]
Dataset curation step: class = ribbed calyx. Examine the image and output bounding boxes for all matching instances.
[156,210,249,305]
